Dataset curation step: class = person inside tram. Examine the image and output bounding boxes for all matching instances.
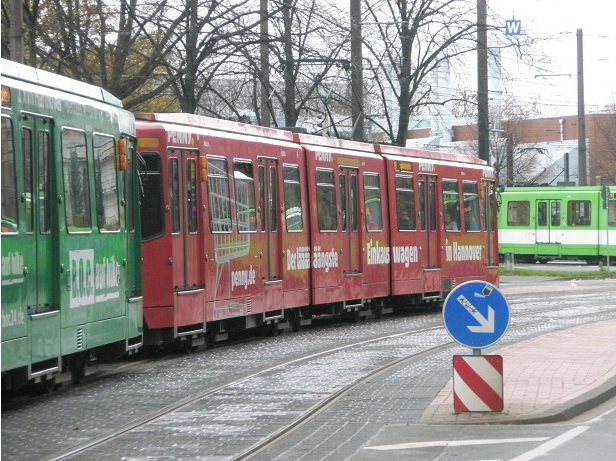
[466,213,480,231]
[366,208,379,230]
[398,208,414,230]
[444,211,459,231]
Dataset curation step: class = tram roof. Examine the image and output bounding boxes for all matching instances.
[1,58,123,108]
[135,112,296,142]
[375,143,487,166]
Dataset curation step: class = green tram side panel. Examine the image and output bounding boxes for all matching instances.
[60,238,128,350]
[1,59,141,373]
[498,186,616,260]
[1,233,29,372]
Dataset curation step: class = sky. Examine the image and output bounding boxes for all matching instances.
[489,0,616,116]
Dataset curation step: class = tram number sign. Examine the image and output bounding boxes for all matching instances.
[443,281,510,349]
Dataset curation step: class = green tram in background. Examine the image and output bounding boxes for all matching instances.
[497,186,616,264]
[1,59,143,391]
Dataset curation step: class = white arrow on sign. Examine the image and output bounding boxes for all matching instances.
[456,294,495,333]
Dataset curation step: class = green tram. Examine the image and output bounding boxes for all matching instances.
[497,186,616,264]
[1,59,143,391]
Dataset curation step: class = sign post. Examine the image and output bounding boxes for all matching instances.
[443,281,510,412]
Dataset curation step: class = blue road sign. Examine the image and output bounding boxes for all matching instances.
[443,281,510,349]
[505,19,522,36]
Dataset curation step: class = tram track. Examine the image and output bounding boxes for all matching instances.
[42,324,445,461]
[42,290,616,461]
[233,302,616,460]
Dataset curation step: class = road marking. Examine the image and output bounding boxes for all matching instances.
[364,437,549,451]
[587,404,616,424]
[508,426,589,461]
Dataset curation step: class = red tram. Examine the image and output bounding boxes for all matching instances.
[376,144,499,297]
[135,113,499,349]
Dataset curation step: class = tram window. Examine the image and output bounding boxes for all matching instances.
[259,166,266,231]
[207,157,231,233]
[484,181,496,233]
[507,201,530,226]
[62,129,92,232]
[269,166,278,232]
[463,182,481,231]
[258,164,278,233]
[395,176,416,231]
[551,201,561,226]
[364,173,382,231]
[316,169,336,231]
[139,153,164,240]
[429,181,437,231]
[418,180,425,231]
[234,161,257,233]
[442,179,460,231]
[22,127,34,233]
[537,202,547,226]
[93,134,119,231]
[283,165,303,232]
[39,131,50,234]
[340,174,346,230]
[350,175,358,231]
[186,159,199,233]
[169,158,180,233]
[124,142,135,233]
[609,201,616,227]
[567,200,591,226]
[1,117,18,233]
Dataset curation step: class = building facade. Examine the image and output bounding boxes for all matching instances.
[408,113,616,186]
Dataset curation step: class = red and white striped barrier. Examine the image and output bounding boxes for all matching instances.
[453,355,504,412]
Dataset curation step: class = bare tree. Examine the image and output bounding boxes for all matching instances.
[3,0,552,145]
[2,0,190,110]
[210,0,353,130]
[360,0,543,146]
[264,0,350,128]
[167,0,265,114]
[360,0,479,145]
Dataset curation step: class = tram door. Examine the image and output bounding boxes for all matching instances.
[418,174,441,294]
[339,167,362,299]
[535,199,562,255]
[169,150,202,292]
[21,116,58,370]
[258,158,283,309]
[21,117,53,313]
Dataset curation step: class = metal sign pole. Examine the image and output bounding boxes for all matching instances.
[607,205,611,271]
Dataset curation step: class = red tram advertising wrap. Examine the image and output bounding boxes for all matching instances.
[135,113,499,349]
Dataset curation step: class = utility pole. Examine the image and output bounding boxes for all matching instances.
[577,29,587,185]
[506,134,514,186]
[477,0,490,164]
[10,0,24,63]
[350,0,364,141]
[260,0,271,127]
